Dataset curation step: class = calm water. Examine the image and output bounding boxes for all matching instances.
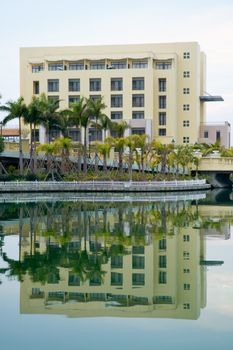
[0,190,233,350]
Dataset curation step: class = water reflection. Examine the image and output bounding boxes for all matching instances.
[0,192,231,320]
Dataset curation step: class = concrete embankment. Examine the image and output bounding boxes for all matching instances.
[0,179,211,193]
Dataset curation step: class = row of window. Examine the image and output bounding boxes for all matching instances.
[111,255,145,269]
[32,59,183,73]
[46,78,146,93]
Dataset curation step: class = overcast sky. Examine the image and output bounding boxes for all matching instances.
[0,0,233,130]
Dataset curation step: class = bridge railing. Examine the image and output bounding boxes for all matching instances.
[0,179,209,192]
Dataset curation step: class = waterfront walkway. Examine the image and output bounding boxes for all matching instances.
[0,179,210,193]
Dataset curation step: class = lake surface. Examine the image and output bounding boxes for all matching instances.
[0,189,233,350]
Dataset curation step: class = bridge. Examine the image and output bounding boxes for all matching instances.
[1,151,233,188]
[196,157,233,187]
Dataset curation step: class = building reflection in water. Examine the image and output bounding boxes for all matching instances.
[0,197,230,320]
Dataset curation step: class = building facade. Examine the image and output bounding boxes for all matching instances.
[199,121,231,148]
[20,42,206,145]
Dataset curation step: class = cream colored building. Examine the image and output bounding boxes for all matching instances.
[20,42,207,145]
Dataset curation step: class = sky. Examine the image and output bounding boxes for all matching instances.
[0,0,233,132]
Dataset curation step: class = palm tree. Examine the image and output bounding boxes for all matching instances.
[0,97,27,175]
[125,135,138,180]
[111,120,129,138]
[24,96,43,172]
[109,121,129,173]
[38,94,60,143]
[87,97,107,172]
[57,109,73,138]
[99,114,112,141]
[97,142,112,172]
[133,134,148,174]
[54,137,72,175]
[70,98,89,173]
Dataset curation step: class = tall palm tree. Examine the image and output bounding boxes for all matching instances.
[109,121,129,172]
[87,96,106,142]
[25,96,43,172]
[133,134,148,174]
[0,97,27,175]
[38,94,60,143]
[99,114,112,142]
[87,97,107,172]
[70,98,89,173]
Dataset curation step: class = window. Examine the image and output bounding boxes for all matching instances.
[159,271,167,284]
[183,88,190,94]
[159,96,166,109]
[159,255,167,268]
[31,288,44,297]
[183,251,190,260]
[132,94,144,107]
[68,273,80,286]
[68,129,81,141]
[204,131,209,138]
[111,95,123,107]
[90,62,105,70]
[183,268,190,273]
[111,256,123,268]
[111,272,123,286]
[48,79,59,92]
[183,234,190,242]
[183,303,190,309]
[111,78,123,91]
[156,62,172,69]
[183,120,190,127]
[159,239,166,250]
[68,79,80,92]
[33,81,39,94]
[49,128,60,142]
[131,128,145,135]
[48,63,63,71]
[183,137,190,144]
[159,128,166,136]
[110,61,127,69]
[154,296,172,305]
[132,256,145,269]
[32,64,43,73]
[183,104,190,111]
[132,77,144,90]
[90,78,101,91]
[159,79,166,92]
[184,283,191,290]
[89,95,101,102]
[183,52,190,59]
[159,112,166,126]
[216,131,221,141]
[69,63,84,70]
[183,71,190,78]
[132,111,144,119]
[132,273,145,286]
[88,128,102,142]
[90,276,101,286]
[68,95,80,107]
[111,111,123,120]
[132,61,148,69]
[132,246,144,254]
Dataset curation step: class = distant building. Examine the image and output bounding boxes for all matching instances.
[199,122,231,148]
[1,128,19,142]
